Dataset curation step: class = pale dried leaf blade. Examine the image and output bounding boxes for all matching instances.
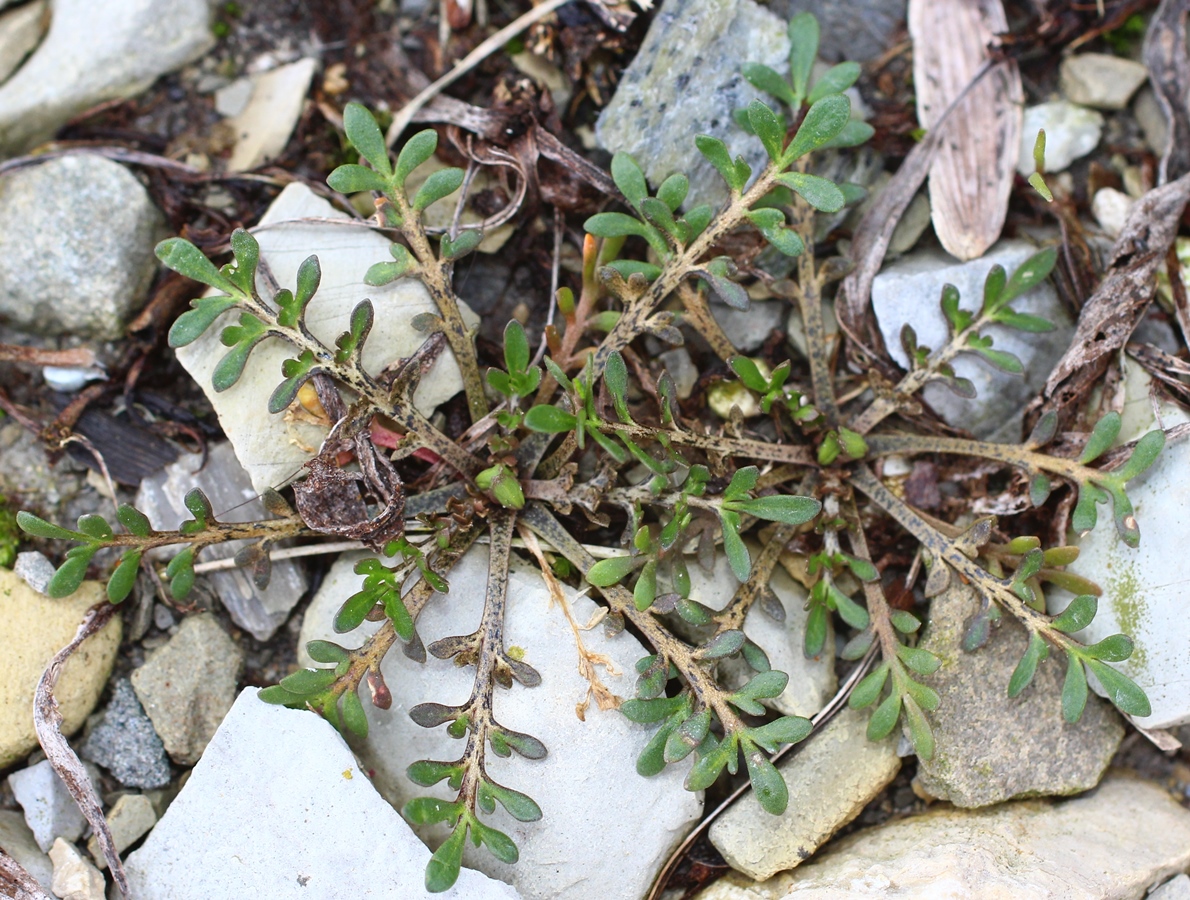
[33,601,131,899]
[909,0,1021,260]
[0,848,54,900]
[1143,0,1190,185]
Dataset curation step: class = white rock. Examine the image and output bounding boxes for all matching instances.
[1017,101,1104,175]
[86,794,156,868]
[214,77,253,118]
[13,550,54,594]
[716,300,787,353]
[225,58,317,172]
[697,776,1190,899]
[683,545,835,718]
[0,809,53,891]
[136,443,307,641]
[872,240,1075,443]
[0,0,212,154]
[1048,362,1190,730]
[1092,187,1135,239]
[660,347,698,399]
[124,690,519,899]
[175,182,478,495]
[49,838,105,900]
[709,707,900,881]
[0,0,47,86]
[1152,875,1190,900]
[42,365,106,392]
[6,759,88,852]
[1060,53,1149,110]
[298,547,703,900]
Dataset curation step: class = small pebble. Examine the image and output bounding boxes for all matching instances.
[50,837,106,900]
[14,551,55,595]
[79,679,171,790]
[86,794,156,868]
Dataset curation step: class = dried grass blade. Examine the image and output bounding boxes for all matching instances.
[1144,0,1190,185]
[909,0,1021,260]
[33,600,130,898]
[0,848,54,900]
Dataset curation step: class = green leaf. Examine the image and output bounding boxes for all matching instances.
[665,708,712,763]
[164,547,195,600]
[1051,594,1097,634]
[747,100,787,163]
[425,821,466,893]
[1080,412,1121,464]
[731,355,769,392]
[657,173,689,212]
[584,212,653,240]
[1115,429,1165,482]
[168,296,238,348]
[480,779,542,822]
[1029,473,1052,508]
[213,313,270,391]
[407,760,463,788]
[1085,659,1151,717]
[327,164,389,194]
[999,247,1057,307]
[830,584,870,630]
[732,494,821,525]
[503,319,531,374]
[821,120,875,150]
[685,736,735,791]
[787,11,819,106]
[1072,482,1107,535]
[523,405,577,433]
[1061,651,1088,722]
[440,230,483,261]
[808,61,861,104]
[16,511,84,541]
[395,130,438,189]
[474,821,519,865]
[701,629,746,660]
[981,264,1007,316]
[279,667,337,695]
[622,695,686,723]
[696,135,746,193]
[724,465,759,501]
[744,744,788,815]
[742,63,797,106]
[1084,633,1134,662]
[226,230,260,294]
[404,796,460,825]
[890,611,921,634]
[335,587,378,633]
[849,662,889,709]
[784,94,851,162]
[47,546,96,598]
[307,640,350,664]
[775,172,846,212]
[587,554,639,587]
[720,510,751,582]
[269,350,320,414]
[490,726,547,760]
[342,102,392,177]
[867,689,902,741]
[107,550,142,603]
[748,715,812,752]
[155,238,238,294]
[413,168,464,212]
[365,246,411,286]
[804,604,829,657]
[339,689,369,737]
[991,309,1056,332]
[969,343,1024,374]
[902,695,935,760]
[116,505,151,538]
[896,644,940,676]
[634,559,657,610]
[611,153,648,211]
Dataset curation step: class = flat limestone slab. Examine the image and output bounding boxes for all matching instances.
[175,183,478,494]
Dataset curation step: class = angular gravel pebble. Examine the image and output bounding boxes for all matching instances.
[80,678,171,790]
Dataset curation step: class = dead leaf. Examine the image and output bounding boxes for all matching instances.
[909,0,1021,260]
[0,848,54,900]
[1144,0,1190,184]
[33,600,130,898]
[1037,172,1190,423]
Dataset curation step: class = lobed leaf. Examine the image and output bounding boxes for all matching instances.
[412,168,465,212]
[156,238,238,294]
[1051,595,1097,634]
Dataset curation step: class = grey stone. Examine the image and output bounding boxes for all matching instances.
[709,706,900,881]
[1152,875,1190,900]
[0,155,165,340]
[49,837,105,900]
[1017,102,1104,175]
[660,347,699,399]
[225,58,317,172]
[298,547,703,900]
[175,183,477,495]
[0,0,47,86]
[13,550,54,595]
[1135,87,1168,159]
[80,678,172,790]
[913,583,1122,807]
[871,240,1075,443]
[1060,53,1149,111]
[0,0,212,154]
[86,793,156,868]
[764,0,904,62]
[0,809,53,891]
[131,613,243,765]
[1048,362,1190,730]
[124,690,520,899]
[135,443,308,641]
[696,776,1190,900]
[6,759,88,852]
[1092,187,1134,239]
[682,544,835,718]
[716,299,788,353]
[596,0,790,208]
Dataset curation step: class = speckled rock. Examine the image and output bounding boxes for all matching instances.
[0,155,164,340]
[131,613,243,765]
[298,547,703,900]
[596,0,789,207]
[80,678,172,790]
[913,583,1122,807]
[174,182,478,494]
[0,0,212,154]
[696,776,1190,900]
[0,568,121,768]
[709,707,900,880]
